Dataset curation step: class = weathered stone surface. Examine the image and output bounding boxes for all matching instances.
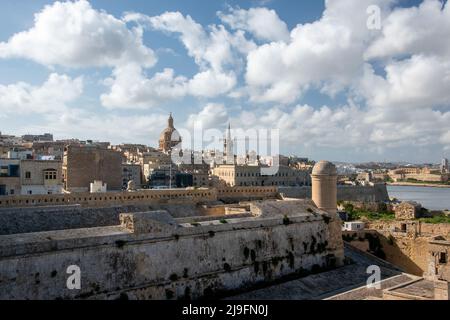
[279,184,390,203]
[0,199,344,300]
[120,211,178,235]
[394,202,422,220]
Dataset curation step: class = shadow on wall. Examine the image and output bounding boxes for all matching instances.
[343,231,424,276]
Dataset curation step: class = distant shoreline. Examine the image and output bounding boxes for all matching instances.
[387,182,450,189]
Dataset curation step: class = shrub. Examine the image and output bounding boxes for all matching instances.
[169,273,178,281]
[165,289,174,299]
[282,215,291,225]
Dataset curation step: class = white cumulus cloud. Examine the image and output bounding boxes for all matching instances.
[0,73,83,114]
[0,0,156,68]
[218,7,290,42]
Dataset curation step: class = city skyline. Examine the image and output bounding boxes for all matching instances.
[1,0,449,163]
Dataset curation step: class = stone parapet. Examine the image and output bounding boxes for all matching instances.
[0,200,344,300]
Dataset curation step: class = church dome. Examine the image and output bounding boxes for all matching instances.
[312,161,337,176]
[159,127,177,142]
[159,113,182,152]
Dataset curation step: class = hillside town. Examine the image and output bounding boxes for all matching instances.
[0,115,313,196]
[1,116,450,300]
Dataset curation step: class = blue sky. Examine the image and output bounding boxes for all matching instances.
[0,0,449,163]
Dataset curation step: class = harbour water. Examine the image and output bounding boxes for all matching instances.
[387,185,450,211]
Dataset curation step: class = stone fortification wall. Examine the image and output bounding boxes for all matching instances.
[0,187,280,209]
[344,221,449,277]
[337,184,389,202]
[216,186,279,202]
[0,203,225,236]
[0,200,344,300]
[279,184,390,203]
[0,188,217,208]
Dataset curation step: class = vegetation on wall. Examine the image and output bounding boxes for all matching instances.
[342,202,395,221]
[419,216,450,224]
[403,178,450,186]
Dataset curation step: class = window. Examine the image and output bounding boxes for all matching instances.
[9,165,20,177]
[44,170,57,180]
[401,224,407,232]
[439,252,447,264]
[28,190,32,195]
[25,171,31,179]
[0,166,9,177]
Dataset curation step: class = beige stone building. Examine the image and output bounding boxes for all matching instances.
[394,201,422,220]
[427,236,450,282]
[212,164,310,187]
[0,159,21,196]
[20,160,63,195]
[122,163,142,189]
[63,145,123,193]
[32,142,66,160]
[389,167,449,182]
[112,144,149,164]
[192,170,210,187]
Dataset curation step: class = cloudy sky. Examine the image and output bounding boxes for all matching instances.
[0,0,449,163]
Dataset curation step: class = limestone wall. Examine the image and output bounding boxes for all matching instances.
[0,204,206,236]
[0,205,118,235]
[427,240,450,282]
[420,224,450,237]
[337,184,390,202]
[279,184,389,202]
[0,203,250,236]
[0,203,343,300]
[346,220,450,277]
[0,188,217,208]
[343,229,428,276]
[0,185,386,209]
[216,186,278,202]
[0,187,280,209]
[367,220,450,238]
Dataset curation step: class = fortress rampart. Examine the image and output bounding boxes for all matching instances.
[0,187,279,208]
[279,184,390,203]
[0,184,386,209]
[0,200,343,300]
[0,162,347,300]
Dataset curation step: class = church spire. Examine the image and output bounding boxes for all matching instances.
[223,123,234,164]
[168,112,174,128]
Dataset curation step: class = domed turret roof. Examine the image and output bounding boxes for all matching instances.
[312,160,337,175]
